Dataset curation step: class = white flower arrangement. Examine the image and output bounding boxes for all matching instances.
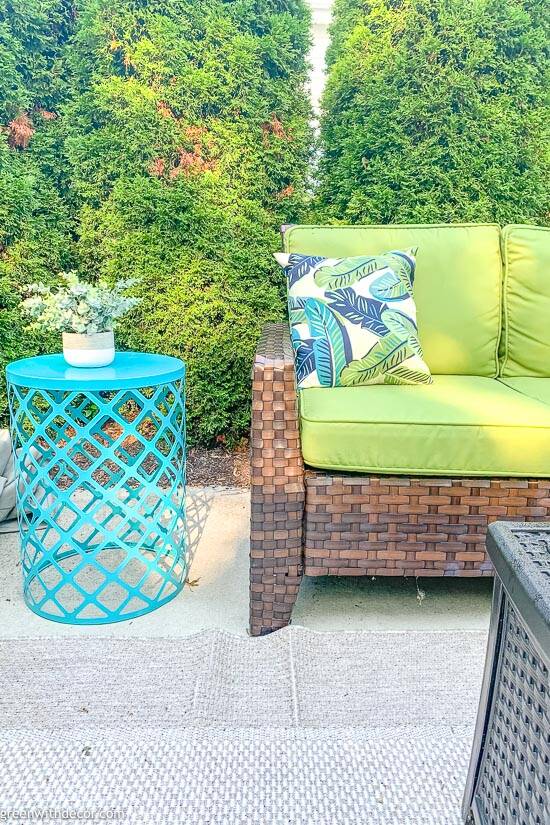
[22,272,140,335]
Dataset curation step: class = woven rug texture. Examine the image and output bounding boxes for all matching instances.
[0,627,486,824]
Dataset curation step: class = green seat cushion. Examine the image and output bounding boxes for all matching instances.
[299,376,550,477]
[500,225,550,377]
[284,224,502,377]
[498,377,550,406]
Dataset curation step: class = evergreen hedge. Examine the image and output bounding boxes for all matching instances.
[0,0,75,383]
[316,0,549,225]
[0,0,312,443]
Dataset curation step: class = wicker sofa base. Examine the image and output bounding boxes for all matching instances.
[249,324,550,636]
[303,473,550,577]
[250,470,550,636]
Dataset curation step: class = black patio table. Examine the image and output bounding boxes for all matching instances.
[462,521,549,825]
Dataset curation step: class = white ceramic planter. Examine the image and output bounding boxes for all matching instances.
[62,330,115,368]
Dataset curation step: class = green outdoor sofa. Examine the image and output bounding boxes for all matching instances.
[250,223,550,635]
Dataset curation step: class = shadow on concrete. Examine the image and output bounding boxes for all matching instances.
[185,486,216,571]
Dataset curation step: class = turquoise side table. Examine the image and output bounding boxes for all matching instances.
[6,352,187,624]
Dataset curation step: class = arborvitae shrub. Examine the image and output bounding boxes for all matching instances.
[0,0,75,401]
[0,0,312,443]
[316,0,549,224]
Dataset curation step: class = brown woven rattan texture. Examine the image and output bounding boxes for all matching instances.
[249,324,550,635]
[474,600,550,824]
[304,475,549,578]
[250,324,305,637]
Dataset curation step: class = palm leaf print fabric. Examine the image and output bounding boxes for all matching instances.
[275,250,432,389]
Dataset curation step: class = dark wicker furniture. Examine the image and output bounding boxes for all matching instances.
[250,324,550,636]
[462,522,550,825]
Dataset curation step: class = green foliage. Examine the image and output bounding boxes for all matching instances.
[0,0,75,407]
[316,0,550,225]
[0,0,312,442]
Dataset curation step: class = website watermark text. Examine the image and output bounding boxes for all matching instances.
[0,810,126,822]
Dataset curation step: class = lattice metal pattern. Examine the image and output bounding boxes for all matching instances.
[8,378,186,623]
[509,529,550,580]
[475,601,550,824]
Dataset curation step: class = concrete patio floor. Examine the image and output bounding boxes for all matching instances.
[0,487,492,637]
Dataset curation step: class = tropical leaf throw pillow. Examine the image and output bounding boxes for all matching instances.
[274,250,432,389]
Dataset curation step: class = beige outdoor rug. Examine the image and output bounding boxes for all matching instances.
[0,627,486,824]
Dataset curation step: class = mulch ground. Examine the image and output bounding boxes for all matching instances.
[186,443,250,488]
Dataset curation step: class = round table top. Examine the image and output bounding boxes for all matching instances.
[6,352,185,391]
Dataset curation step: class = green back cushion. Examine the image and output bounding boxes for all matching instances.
[500,225,550,377]
[284,224,502,376]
